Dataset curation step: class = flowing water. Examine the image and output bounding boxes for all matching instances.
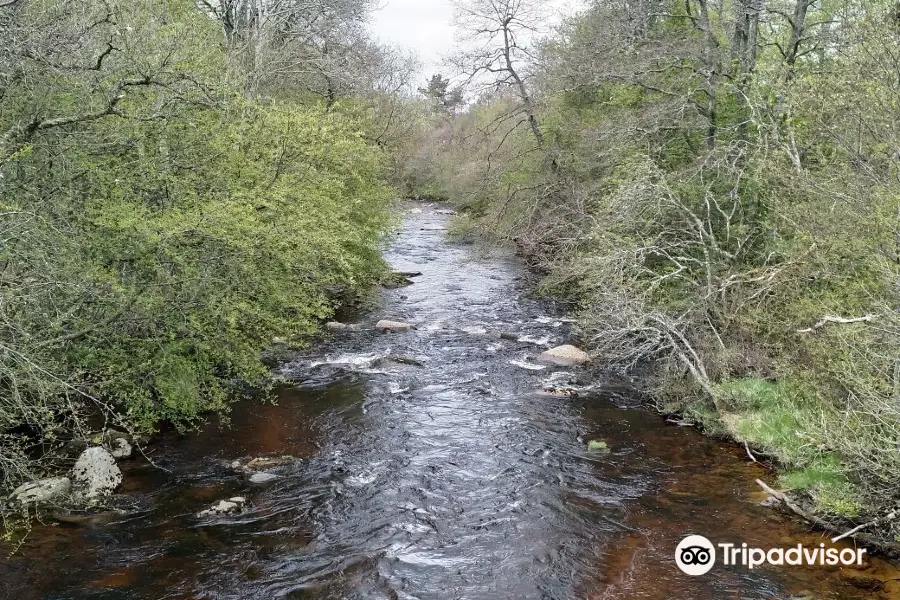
[2,205,899,600]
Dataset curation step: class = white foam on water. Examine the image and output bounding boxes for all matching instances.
[509,359,547,371]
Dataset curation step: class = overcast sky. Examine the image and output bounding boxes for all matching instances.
[369,0,585,78]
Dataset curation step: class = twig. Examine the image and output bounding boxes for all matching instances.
[796,314,875,334]
[832,509,900,543]
[745,442,758,462]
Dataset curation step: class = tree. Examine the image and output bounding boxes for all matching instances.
[450,0,550,155]
[198,0,382,99]
[0,0,396,502]
[419,74,464,116]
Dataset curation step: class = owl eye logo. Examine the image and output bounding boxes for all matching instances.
[675,535,716,575]
[680,546,712,565]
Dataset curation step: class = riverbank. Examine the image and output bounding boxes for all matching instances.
[442,212,900,561]
[2,205,898,599]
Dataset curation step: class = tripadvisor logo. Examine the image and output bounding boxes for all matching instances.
[675,535,867,576]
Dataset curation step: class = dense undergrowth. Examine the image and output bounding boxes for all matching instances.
[407,0,900,544]
[0,0,401,498]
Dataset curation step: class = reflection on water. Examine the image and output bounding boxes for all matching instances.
[2,205,898,600]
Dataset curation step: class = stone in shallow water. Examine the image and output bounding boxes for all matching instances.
[376,320,413,332]
[537,345,591,367]
[587,439,609,452]
[110,437,132,459]
[10,477,72,505]
[197,497,248,518]
[72,447,122,501]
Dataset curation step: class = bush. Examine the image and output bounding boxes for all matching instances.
[0,0,395,494]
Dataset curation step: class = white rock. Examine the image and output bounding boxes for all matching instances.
[110,437,132,459]
[248,472,279,485]
[197,496,248,518]
[375,320,413,333]
[537,345,591,367]
[10,477,72,505]
[72,447,123,501]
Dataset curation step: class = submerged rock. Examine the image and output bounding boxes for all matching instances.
[327,321,354,332]
[51,507,127,526]
[110,437,133,459]
[538,345,591,367]
[197,497,248,518]
[10,477,72,505]
[246,456,295,470]
[376,320,413,333]
[72,447,122,501]
[587,439,609,452]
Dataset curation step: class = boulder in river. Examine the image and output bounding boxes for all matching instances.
[197,497,248,518]
[10,477,72,505]
[72,447,122,501]
[376,320,413,333]
[327,321,358,332]
[538,345,591,367]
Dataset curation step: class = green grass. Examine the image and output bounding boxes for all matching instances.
[779,456,862,518]
[708,377,863,518]
[716,378,825,465]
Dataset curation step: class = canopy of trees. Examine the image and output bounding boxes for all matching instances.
[0,0,410,498]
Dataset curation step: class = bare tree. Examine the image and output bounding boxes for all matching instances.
[198,0,380,99]
[450,0,553,163]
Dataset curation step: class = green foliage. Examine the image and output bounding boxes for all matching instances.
[0,0,395,493]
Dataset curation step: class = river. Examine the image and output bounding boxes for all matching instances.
[2,204,897,599]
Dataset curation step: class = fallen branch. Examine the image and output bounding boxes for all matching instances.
[756,479,833,530]
[745,442,758,463]
[796,314,875,334]
[832,508,900,543]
